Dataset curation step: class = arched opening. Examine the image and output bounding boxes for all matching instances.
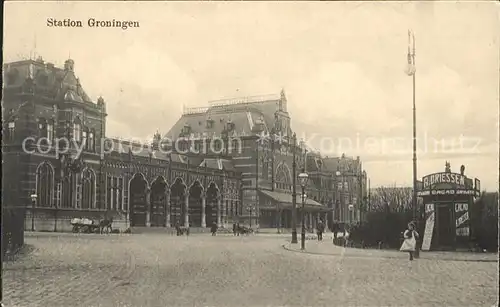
[81,168,96,209]
[150,176,168,227]
[206,182,219,228]
[188,181,203,227]
[129,173,148,226]
[170,178,187,226]
[275,163,292,192]
[36,162,54,207]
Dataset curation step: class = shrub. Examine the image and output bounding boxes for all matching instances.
[348,210,415,249]
[471,192,498,252]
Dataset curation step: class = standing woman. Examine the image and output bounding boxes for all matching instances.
[400,221,419,260]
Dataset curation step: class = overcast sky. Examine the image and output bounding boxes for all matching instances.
[4,1,499,191]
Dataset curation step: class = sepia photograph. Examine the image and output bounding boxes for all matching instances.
[2,1,499,306]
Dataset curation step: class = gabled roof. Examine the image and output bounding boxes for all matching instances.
[306,154,362,174]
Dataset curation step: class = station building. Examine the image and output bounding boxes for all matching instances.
[3,57,368,233]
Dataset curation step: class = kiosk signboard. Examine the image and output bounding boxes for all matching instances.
[421,203,435,251]
[455,203,470,237]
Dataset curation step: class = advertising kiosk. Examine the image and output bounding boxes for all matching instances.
[417,162,481,251]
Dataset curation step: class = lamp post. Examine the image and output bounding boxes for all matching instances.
[298,168,309,250]
[405,29,419,258]
[291,133,298,244]
[30,192,37,232]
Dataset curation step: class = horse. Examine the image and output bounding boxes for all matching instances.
[99,217,113,234]
[176,225,190,236]
[238,226,253,236]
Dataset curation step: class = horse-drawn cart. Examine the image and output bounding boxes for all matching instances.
[71,218,100,233]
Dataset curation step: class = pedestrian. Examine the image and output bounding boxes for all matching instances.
[233,223,237,236]
[332,221,339,240]
[236,223,240,236]
[175,221,181,236]
[317,220,324,241]
[400,221,419,261]
[211,222,218,236]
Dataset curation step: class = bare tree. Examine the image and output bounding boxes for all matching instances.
[369,185,413,212]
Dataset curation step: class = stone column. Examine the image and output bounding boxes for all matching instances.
[201,192,206,228]
[146,188,151,227]
[184,192,189,227]
[165,192,171,227]
[217,197,222,227]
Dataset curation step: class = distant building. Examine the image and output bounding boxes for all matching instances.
[165,91,368,229]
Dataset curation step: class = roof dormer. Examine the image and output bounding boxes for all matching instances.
[206,116,214,129]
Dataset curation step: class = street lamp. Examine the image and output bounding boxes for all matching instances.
[246,204,255,228]
[291,133,298,244]
[30,192,37,232]
[298,168,309,250]
[406,29,419,258]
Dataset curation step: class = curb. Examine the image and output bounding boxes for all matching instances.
[281,244,497,263]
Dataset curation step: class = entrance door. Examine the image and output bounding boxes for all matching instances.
[436,204,454,250]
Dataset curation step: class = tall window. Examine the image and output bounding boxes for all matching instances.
[36,162,54,207]
[7,121,15,141]
[38,118,47,138]
[55,183,62,207]
[89,130,95,152]
[82,129,88,150]
[82,168,96,209]
[76,174,82,209]
[73,118,82,142]
[47,120,54,143]
[62,176,72,208]
[106,175,124,210]
[275,163,291,192]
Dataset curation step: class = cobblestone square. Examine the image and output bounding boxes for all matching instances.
[2,233,498,307]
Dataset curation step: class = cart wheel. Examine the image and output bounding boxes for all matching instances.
[72,226,79,233]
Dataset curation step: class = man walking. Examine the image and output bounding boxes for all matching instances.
[333,221,339,239]
[211,222,218,236]
[317,220,325,241]
[233,223,237,236]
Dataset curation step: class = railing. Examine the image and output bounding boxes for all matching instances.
[2,207,26,259]
[182,93,281,116]
[208,93,280,106]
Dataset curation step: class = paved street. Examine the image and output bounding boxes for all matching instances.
[2,232,498,307]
